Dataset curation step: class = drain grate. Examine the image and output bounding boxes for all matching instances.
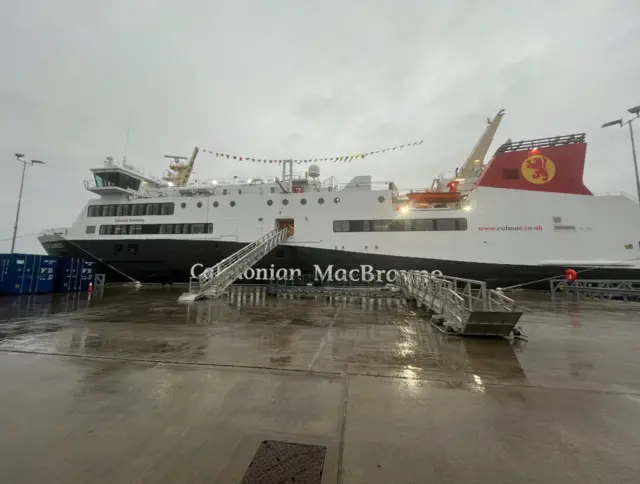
[239,440,326,484]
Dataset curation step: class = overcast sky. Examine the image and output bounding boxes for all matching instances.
[1,0,639,254]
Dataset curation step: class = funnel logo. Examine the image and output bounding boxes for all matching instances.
[521,155,556,184]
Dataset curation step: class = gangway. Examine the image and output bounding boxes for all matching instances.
[178,227,290,302]
[550,279,640,301]
[396,271,525,339]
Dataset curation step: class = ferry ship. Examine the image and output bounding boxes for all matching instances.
[38,110,640,288]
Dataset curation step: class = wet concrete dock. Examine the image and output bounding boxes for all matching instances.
[1,287,640,483]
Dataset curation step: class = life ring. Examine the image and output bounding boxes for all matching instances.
[564,269,577,281]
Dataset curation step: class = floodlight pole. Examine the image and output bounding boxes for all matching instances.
[10,154,45,254]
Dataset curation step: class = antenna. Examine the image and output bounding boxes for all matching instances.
[122,110,135,162]
[123,126,131,162]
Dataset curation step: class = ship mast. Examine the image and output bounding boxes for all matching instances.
[458,109,505,179]
[162,146,200,187]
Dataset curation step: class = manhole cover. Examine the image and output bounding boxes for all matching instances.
[239,440,326,484]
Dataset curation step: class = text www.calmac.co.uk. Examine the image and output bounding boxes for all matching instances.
[478,225,543,232]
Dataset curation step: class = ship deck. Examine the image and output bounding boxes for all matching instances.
[1,287,640,483]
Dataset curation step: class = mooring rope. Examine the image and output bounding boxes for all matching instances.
[501,255,640,291]
[61,236,139,284]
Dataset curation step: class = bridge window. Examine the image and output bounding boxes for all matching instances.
[93,172,142,191]
[192,223,205,234]
[85,226,96,234]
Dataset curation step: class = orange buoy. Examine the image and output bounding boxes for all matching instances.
[564,269,577,281]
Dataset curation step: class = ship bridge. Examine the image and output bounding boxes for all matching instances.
[84,158,167,196]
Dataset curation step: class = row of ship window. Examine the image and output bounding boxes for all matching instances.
[88,223,214,235]
[333,218,468,232]
[88,203,175,217]
[86,218,467,235]
[87,196,386,216]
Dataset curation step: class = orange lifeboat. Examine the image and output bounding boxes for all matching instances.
[406,179,462,205]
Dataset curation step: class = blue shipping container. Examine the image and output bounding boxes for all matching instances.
[55,257,95,292]
[0,254,59,295]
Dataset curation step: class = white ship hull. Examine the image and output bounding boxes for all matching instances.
[39,187,640,289]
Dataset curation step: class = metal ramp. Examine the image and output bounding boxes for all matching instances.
[178,227,289,302]
[396,271,525,339]
[550,279,640,302]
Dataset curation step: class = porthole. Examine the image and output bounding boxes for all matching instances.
[222,189,228,195]
[213,201,219,208]
[282,199,289,206]
[301,198,307,205]
[230,201,236,207]
[378,196,385,203]
[333,197,340,204]
[197,201,202,208]
[181,202,186,209]
[318,198,325,205]
[267,199,273,206]
[238,189,242,195]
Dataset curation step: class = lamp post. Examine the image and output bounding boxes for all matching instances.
[602,105,640,209]
[10,153,45,254]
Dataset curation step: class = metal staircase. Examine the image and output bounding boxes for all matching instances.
[396,271,525,339]
[178,227,290,302]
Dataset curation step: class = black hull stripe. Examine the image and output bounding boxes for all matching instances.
[41,239,640,289]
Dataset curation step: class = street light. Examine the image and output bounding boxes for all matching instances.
[10,153,45,254]
[602,105,640,210]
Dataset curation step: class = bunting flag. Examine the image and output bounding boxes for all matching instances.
[200,139,424,164]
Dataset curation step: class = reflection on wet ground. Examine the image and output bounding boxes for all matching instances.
[2,286,640,483]
[2,286,639,392]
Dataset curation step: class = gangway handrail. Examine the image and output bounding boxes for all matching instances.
[198,228,287,289]
[396,270,523,338]
[179,227,290,301]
